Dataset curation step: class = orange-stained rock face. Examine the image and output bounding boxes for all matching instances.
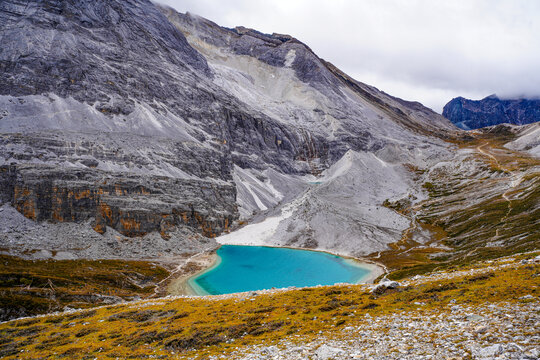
[119,217,143,237]
[93,221,106,234]
[194,212,215,238]
[51,186,63,222]
[73,189,91,200]
[160,215,175,240]
[1,165,238,240]
[99,202,113,222]
[13,186,36,221]
[138,187,151,195]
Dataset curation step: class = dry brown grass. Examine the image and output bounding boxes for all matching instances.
[0,253,537,359]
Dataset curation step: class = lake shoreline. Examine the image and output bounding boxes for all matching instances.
[167,252,219,296]
[168,244,386,297]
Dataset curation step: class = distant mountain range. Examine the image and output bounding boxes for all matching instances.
[443,95,540,130]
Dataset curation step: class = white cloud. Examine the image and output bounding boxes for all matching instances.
[158,0,540,113]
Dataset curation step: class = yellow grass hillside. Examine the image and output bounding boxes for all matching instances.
[1,251,538,359]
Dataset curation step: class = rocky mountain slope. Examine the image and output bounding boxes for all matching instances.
[0,0,461,261]
[0,0,539,327]
[443,95,540,130]
[0,1,539,358]
[506,122,540,157]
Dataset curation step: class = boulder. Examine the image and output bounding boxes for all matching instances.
[315,344,345,360]
[371,280,400,295]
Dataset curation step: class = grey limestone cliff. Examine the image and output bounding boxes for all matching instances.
[0,0,459,259]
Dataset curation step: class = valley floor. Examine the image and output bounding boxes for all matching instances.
[1,251,538,359]
[366,136,540,280]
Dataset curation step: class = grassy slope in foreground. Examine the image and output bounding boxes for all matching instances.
[0,256,169,321]
[0,251,538,359]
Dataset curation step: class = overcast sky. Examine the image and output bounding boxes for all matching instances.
[158,0,540,113]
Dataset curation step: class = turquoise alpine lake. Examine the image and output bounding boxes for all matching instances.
[188,245,372,295]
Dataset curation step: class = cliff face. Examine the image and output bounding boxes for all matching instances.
[2,164,236,238]
[0,0,459,259]
[443,95,540,130]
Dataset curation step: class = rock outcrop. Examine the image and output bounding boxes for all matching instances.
[2,164,236,238]
[443,95,540,130]
[0,131,236,239]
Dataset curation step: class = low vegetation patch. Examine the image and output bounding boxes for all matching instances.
[0,256,169,321]
[0,255,536,359]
